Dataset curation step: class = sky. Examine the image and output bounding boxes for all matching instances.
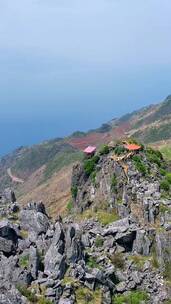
[0,0,171,155]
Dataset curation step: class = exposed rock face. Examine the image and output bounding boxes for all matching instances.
[72,158,127,212]
[44,221,66,277]
[1,148,171,303]
[0,220,19,255]
[20,204,50,237]
[0,283,27,304]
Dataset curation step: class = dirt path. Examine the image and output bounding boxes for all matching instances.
[7,168,24,184]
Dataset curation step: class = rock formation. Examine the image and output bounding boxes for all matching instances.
[0,146,171,303]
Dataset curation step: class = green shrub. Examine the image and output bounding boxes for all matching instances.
[19,254,29,268]
[111,174,117,193]
[113,290,149,304]
[99,145,109,155]
[160,180,170,192]
[90,171,96,185]
[114,146,126,155]
[86,256,99,269]
[67,200,73,212]
[71,186,78,199]
[83,155,100,176]
[95,236,104,247]
[166,173,171,184]
[132,155,147,176]
[160,168,167,176]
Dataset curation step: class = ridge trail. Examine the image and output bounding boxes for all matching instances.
[7,168,24,184]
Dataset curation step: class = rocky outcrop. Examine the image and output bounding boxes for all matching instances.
[20,203,50,238]
[0,220,19,255]
[0,148,171,303]
[0,282,27,304]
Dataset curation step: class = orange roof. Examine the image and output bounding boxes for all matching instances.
[124,144,141,151]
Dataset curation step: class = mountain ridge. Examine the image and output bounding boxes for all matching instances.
[1,95,171,216]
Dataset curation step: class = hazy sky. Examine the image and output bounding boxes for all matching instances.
[0,0,171,155]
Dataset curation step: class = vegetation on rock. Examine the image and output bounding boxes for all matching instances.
[112,290,149,304]
[83,155,100,176]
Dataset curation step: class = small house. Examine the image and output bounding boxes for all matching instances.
[83,146,96,157]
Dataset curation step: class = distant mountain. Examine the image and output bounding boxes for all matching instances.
[1,95,171,216]
[116,95,171,143]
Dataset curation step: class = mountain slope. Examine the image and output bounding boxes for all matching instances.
[118,95,171,143]
[1,95,171,216]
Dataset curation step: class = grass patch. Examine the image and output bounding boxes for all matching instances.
[163,261,171,281]
[111,174,117,193]
[66,200,74,213]
[19,254,29,268]
[146,147,163,167]
[110,253,125,269]
[17,285,52,304]
[116,199,123,205]
[20,229,29,239]
[86,256,100,269]
[128,255,150,270]
[76,287,102,304]
[95,236,104,247]
[37,298,52,304]
[44,150,83,180]
[71,186,78,199]
[151,245,159,269]
[159,204,171,214]
[77,209,119,226]
[112,290,149,304]
[17,285,37,303]
[62,276,78,286]
[160,145,171,161]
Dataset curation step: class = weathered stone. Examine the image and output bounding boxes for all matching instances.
[0,283,27,304]
[0,220,18,255]
[20,209,50,236]
[133,230,151,256]
[44,222,66,278]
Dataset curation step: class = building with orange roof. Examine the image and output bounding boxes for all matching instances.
[124,144,142,151]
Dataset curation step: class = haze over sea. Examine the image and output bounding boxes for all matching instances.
[0,0,171,156]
